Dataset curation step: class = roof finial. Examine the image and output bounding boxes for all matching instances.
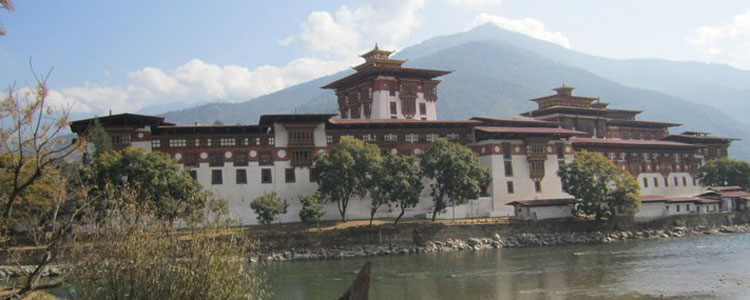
[374,42,379,50]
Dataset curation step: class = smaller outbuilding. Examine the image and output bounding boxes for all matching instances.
[699,186,750,212]
[507,198,577,220]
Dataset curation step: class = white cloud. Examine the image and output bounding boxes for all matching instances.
[287,0,426,58]
[686,10,750,69]
[470,13,570,48]
[451,0,501,6]
[49,57,355,116]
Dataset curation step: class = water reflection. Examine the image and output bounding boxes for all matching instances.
[265,234,750,300]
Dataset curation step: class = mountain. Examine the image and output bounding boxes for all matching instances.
[137,100,215,116]
[160,24,750,160]
[398,24,750,124]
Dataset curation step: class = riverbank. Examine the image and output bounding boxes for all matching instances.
[2,212,749,279]
[252,212,750,262]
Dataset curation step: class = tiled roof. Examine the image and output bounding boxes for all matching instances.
[639,195,670,202]
[475,126,588,136]
[708,186,742,192]
[571,137,700,149]
[506,198,577,207]
[328,119,481,125]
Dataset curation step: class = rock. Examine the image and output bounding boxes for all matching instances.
[466,238,482,247]
[493,233,501,241]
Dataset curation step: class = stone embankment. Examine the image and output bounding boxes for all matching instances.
[253,222,750,262]
[0,265,64,279]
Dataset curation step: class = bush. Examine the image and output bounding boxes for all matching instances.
[298,193,325,223]
[66,224,270,300]
[249,192,288,224]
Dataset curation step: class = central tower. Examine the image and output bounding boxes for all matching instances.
[322,45,451,120]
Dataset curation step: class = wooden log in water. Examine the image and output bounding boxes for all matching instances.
[338,261,371,300]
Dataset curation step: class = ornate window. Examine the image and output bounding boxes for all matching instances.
[233,152,248,166]
[169,139,187,148]
[259,151,273,166]
[447,133,460,140]
[268,137,275,146]
[384,134,398,142]
[151,140,161,148]
[405,134,419,143]
[209,153,224,167]
[362,134,376,142]
[426,133,439,142]
[400,83,418,97]
[236,169,247,184]
[326,135,334,144]
[220,138,236,147]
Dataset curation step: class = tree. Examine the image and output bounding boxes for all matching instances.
[0,0,13,37]
[298,193,325,223]
[384,155,423,224]
[558,150,640,221]
[83,147,218,223]
[1,71,85,297]
[87,117,113,159]
[314,136,381,222]
[697,157,750,189]
[420,139,491,221]
[250,191,288,224]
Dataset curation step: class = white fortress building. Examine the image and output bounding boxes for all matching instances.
[71,47,742,224]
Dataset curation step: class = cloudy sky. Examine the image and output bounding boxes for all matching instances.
[1,0,749,117]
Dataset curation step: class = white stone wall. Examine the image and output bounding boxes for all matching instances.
[635,202,669,220]
[513,205,574,220]
[368,78,437,120]
[637,172,703,197]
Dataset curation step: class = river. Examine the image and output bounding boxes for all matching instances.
[265,233,750,299]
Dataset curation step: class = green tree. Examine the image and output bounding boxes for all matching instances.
[314,136,381,222]
[697,157,750,189]
[420,139,491,221]
[87,117,113,158]
[1,0,13,37]
[385,154,424,224]
[558,150,640,221]
[298,193,325,223]
[249,191,288,224]
[84,147,217,223]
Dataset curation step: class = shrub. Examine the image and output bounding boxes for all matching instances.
[298,193,325,223]
[249,191,288,224]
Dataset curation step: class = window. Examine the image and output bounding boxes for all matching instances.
[664,177,669,187]
[674,177,679,187]
[654,177,659,187]
[169,139,187,148]
[534,181,542,193]
[503,143,511,160]
[285,168,296,183]
[504,161,513,177]
[682,177,687,186]
[189,170,197,181]
[531,161,545,173]
[362,134,376,142]
[259,151,273,166]
[405,134,419,143]
[389,83,396,96]
[643,177,649,188]
[211,170,223,185]
[194,139,201,147]
[506,181,514,194]
[309,168,319,182]
[183,153,200,168]
[326,135,334,144]
[666,205,670,211]
[268,137,275,146]
[206,139,212,147]
[390,102,397,114]
[446,133,460,140]
[384,134,398,142]
[233,152,248,166]
[291,149,312,166]
[419,103,427,115]
[151,140,161,148]
[209,152,224,167]
[693,177,697,186]
[261,169,272,184]
[687,205,690,211]
[289,130,314,145]
[236,169,247,184]
[112,134,131,145]
[219,138,235,147]
[556,143,565,159]
[243,138,249,146]
[529,144,545,156]
[426,133,439,142]
[401,83,417,97]
[677,205,680,212]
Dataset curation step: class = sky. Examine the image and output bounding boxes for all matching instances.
[1,0,750,117]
